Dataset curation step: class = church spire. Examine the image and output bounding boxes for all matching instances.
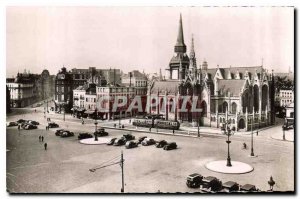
[190,34,195,59]
[174,13,186,53]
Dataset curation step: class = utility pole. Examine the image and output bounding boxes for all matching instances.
[121,151,124,193]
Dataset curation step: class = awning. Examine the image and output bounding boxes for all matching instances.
[85,110,95,114]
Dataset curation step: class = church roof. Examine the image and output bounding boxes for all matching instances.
[218,79,245,96]
[169,54,190,65]
[150,80,181,95]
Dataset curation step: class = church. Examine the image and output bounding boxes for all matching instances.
[148,14,275,132]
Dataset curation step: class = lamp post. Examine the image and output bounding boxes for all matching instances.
[94,120,98,132]
[250,113,255,157]
[224,122,233,167]
[283,117,286,140]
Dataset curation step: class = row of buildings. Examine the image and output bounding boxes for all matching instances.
[6,69,55,108]
[7,14,293,133]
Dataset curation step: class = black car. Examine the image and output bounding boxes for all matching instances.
[186,173,203,188]
[125,141,139,149]
[138,136,147,144]
[48,122,59,128]
[27,120,39,125]
[141,138,156,146]
[155,140,168,148]
[94,128,109,137]
[239,184,258,192]
[7,122,18,127]
[55,129,65,136]
[221,181,240,192]
[60,131,74,137]
[163,142,177,150]
[17,119,26,124]
[78,133,93,140]
[23,124,38,130]
[199,176,223,193]
[113,137,127,146]
[123,134,135,141]
[107,138,117,145]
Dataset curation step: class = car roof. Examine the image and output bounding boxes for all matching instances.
[203,176,217,182]
[241,184,256,190]
[223,181,238,188]
[188,173,202,177]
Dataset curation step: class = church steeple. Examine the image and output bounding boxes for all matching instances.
[174,14,186,53]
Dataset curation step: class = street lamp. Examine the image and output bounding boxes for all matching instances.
[250,116,255,157]
[224,122,233,167]
[282,117,286,140]
[94,120,98,132]
[197,117,200,137]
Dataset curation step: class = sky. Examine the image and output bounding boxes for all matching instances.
[6,6,294,77]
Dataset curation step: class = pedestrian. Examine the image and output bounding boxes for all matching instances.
[18,125,20,131]
[35,109,36,113]
[46,126,48,130]
[149,127,152,132]
[41,136,44,142]
[256,130,258,136]
[39,135,41,142]
[44,143,47,150]
[173,129,175,135]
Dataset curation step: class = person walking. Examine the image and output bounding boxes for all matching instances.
[39,135,41,142]
[44,143,47,150]
[41,136,44,142]
[256,130,258,136]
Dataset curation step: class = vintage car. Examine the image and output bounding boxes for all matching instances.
[155,140,168,148]
[23,124,38,130]
[78,133,93,140]
[55,129,65,136]
[60,131,74,137]
[16,119,26,124]
[107,138,117,145]
[125,141,139,149]
[94,128,109,137]
[138,136,147,144]
[113,137,127,146]
[141,138,156,146]
[186,173,203,188]
[199,176,223,193]
[48,122,59,128]
[239,184,258,192]
[220,181,240,192]
[27,120,40,125]
[7,122,18,127]
[163,142,177,150]
[123,134,135,141]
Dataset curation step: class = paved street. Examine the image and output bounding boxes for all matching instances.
[6,108,294,193]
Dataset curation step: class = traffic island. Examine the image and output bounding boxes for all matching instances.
[79,137,111,145]
[271,131,294,142]
[205,160,254,174]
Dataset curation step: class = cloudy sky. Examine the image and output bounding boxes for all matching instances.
[6,6,294,77]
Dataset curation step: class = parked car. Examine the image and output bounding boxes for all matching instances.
[163,142,177,150]
[107,138,117,145]
[94,128,109,137]
[55,129,65,136]
[24,124,38,130]
[113,137,127,146]
[199,176,223,193]
[78,133,93,140]
[125,141,139,149]
[21,122,28,128]
[27,120,39,125]
[7,122,18,127]
[186,173,203,188]
[220,181,240,192]
[17,119,26,124]
[239,184,258,192]
[61,131,74,137]
[138,136,147,144]
[48,122,59,128]
[155,140,168,148]
[123,134,135,141]
[141,138,156,146]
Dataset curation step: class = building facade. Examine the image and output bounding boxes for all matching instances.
[122,70,148,95]
[148,14,275,132]
[6,73,40,108]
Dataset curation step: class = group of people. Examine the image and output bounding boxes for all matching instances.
[39,135,47,150]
